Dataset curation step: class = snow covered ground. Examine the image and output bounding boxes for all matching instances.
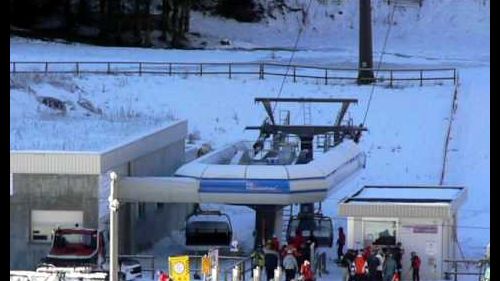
[10,0,489,279]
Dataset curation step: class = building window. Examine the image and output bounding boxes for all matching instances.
[31,210,84,243]
[363,218,397,247]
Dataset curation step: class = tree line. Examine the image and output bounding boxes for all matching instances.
[10,0,265,48]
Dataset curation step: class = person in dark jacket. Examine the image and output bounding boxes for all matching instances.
[337,227,346,260]
[342,249,357,281]
[393,243,404,273]
[410,251,421,281]
[263,241,280,281]
[367,252,380,281]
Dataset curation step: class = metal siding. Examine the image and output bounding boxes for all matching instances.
[339,204,452,218]
[10,152,101,175]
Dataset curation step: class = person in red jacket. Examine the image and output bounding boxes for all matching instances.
[410,251,421,281]
[271,234,280,251]
[158,271,169,281]
[350,252,369,281]
[300,260,314,281]
[291,229,305,251]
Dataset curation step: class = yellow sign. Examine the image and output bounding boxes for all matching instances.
[169,255,190,281]
[201,255,211,275]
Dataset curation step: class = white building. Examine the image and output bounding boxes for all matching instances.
[338,185,467,281]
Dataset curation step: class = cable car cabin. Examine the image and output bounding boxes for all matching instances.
[185,210,233,246]
[286,214,333,248]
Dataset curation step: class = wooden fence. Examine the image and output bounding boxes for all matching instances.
[10,61,457,86]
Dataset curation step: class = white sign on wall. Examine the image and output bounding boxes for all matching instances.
[426,240,438,256]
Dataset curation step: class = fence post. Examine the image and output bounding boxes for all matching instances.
[259,64,264,80]
[139,63,142,76]
[200,64,203,76]
[390,70,393,87]
[12,62,16,74]
[76,62,80,76]
[169,63,172,76]
[420,70,423,86]
[453,69,457,85]
[45,62,48,74]
[324,69,328,85]
[107,63,111,74]
[229,64,232,79]
[293,66,296,83]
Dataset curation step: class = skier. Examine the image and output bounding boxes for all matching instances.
[337,227,346,261]
[383,253,397,281]
[158,271,169,281]
[283,249,299,281]
[375,249,384,281]
[251,245,265,276]
[410,251,421,281]
[393,242,404,274]
[351,251,369,281]
[300,260,315,281]
[341,249,356,281]
[264,241,280,281]
[367,251,380,281]
[271,234,280,251]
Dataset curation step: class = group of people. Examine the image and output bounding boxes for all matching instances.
[338,241,421,281]
[251,230,318,281]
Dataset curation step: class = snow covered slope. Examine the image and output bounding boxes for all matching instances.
[190,0,489,60]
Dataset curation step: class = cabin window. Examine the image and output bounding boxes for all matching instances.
[30,210,83,243]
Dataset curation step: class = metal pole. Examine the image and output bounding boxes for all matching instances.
[109,172,120,281]
[357,0,375,84]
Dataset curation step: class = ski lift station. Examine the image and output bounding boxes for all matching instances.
[339,185,468,281]
[10,97,367,271]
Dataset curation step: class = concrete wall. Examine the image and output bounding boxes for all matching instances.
[346,216,455,281]
[10,174,99,270]
[109,139,196,254]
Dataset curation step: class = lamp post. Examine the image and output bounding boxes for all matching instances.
[109,172,120,281]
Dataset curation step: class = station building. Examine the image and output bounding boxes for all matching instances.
[339,185,467,281]
[10,120,197,269]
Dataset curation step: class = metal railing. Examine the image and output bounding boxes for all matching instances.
[10,61,457,86]
[186,254,251,281]
[443,259,489,281]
